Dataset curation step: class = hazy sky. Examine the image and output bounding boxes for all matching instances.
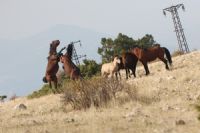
[0,0,200,51]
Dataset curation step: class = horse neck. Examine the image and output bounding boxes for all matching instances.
[112,60,119,67]
[63,59,76,73]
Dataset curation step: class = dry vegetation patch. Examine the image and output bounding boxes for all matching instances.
[61,77,137,110]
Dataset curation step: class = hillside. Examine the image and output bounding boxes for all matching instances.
[0,51,200,133]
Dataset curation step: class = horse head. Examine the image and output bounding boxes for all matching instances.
[49,40,60,55]
[60,51,72,64]
[113,57,121,64]
[131,46,141,55]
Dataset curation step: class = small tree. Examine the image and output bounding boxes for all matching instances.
[98,33,156,63]
[80,59,101,78]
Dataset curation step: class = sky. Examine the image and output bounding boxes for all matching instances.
[0,0,200,96]
[0,0,199,50]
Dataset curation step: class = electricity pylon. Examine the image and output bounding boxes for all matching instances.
[163,4,190,53]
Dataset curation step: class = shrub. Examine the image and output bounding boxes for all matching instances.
[27,84,55,99]
[61,77,136,110]
[172,50,184,57]
[79,59,101,78]
[195,105,200,121]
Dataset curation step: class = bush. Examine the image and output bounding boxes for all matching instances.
[27,84,56,99]
[61,77,136,110]
[195,105,200,121]
[172,50,184,57]
[27,71,69,99]
[79,59,101,78]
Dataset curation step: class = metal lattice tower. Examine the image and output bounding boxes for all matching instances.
[70,40,86,66]
[163,4,190,53]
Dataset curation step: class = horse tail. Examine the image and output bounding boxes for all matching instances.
[42,77,48,83]
[163,47,172,65]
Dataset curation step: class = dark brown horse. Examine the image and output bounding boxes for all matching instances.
[131,45,172,75]
[121,52,138,79]
[115,53,138,80]
[43,40,60,89]
[60,44,82,80]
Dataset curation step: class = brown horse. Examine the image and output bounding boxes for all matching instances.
[131,45,172,75]
[60,44,82,80]
[43,40,60,89]
[121,52,138,79]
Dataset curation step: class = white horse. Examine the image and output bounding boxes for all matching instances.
[101,57,121,78]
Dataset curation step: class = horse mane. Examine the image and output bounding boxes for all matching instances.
[67,44,73,60]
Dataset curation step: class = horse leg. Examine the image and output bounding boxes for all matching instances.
[117,71,121,80]
[128,69,131,78]
[130,68,135,78]
[119,71,121,80]
[132,63,137,78]
[54,78,58,89]
[125,69,128,79]
[141,61,150,75]
[49,81,52,88]
[115,72,118,80]
[159,57,169,70]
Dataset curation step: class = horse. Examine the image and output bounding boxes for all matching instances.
[114,56,124,79]
[115,56,132,80]
[43,40,60,89]
[101,56,121,79]
[60,44,82,80]
[131,45,172,75]
[121,52,138,79]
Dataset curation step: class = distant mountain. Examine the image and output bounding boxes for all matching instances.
[0,25,110,97]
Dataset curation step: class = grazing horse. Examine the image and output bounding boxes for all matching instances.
[121,52,138,79]
[115,56,124,79]
[43,40,60,89]
[131,45,172,75]
[101,56,121,79]
[60,44,82,80]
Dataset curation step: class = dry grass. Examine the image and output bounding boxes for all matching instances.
[1,51,200,133]
[61,77,136,110]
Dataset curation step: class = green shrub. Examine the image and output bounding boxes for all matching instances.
[79,59,101,78]
[27,84,55,99]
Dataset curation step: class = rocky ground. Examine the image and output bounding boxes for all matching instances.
[0,51,200,133]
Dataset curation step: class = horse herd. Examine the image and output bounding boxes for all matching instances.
[43,40,173,89]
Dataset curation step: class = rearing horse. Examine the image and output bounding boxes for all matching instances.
[131,45,172,75]
[43,40,60,89]
[60,44,82,80]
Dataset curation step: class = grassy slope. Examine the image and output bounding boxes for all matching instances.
[0,51,200,133]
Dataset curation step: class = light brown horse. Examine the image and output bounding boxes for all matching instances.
[43,40,60,89]
[101,56,121,79]
[131,45,172,75]
[60,44,82,80]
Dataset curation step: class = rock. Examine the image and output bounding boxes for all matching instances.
[176,120,186,125]
[14,103,27,110]
[166,76,176,80]
[64,118,75,123]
